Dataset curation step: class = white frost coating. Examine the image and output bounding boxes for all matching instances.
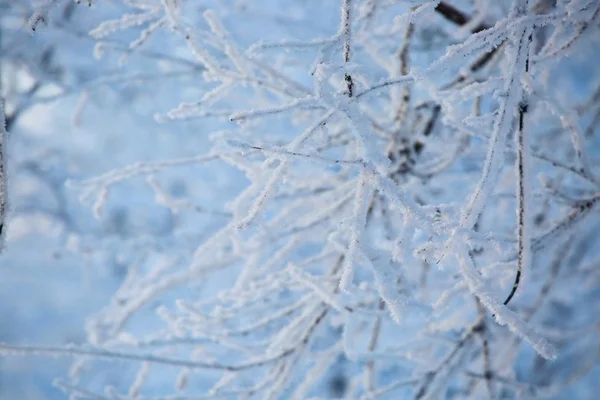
[69,152,223,218]
[159,83,234,121]
[90,10,162,39]
[393,1,440,26]
[441,77,504,103]
[7,0,600,397]
[392,214,416,264]
[542,98,600,186]
[376,174,438,236]
[340,170,372,291]
[288,264,349,314]
[458,21,532,230]
[229,97,319,121]
[362,252,407,324]
[456,248,556,359]
[425,22,508,76]
[235,110,335,230]
[341,101,391,174]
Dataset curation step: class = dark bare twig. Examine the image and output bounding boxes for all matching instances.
[505,37,533,306]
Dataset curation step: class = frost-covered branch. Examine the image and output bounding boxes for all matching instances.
[3,0,600,398]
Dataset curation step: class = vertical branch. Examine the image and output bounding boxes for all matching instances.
[0,25,6,249]
[505,33,533,306]
[341,0,353,97]
[387,21,415,179]
[393,21,414,127]
[340,170,371,290]
[458,0,532,231]
[339,0,375,292]
[475,299,495,399]
[364,299,384,395]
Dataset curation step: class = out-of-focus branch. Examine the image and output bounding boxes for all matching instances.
[434,2,488,33]
[0,25,7,248]
[434,2,504,89]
